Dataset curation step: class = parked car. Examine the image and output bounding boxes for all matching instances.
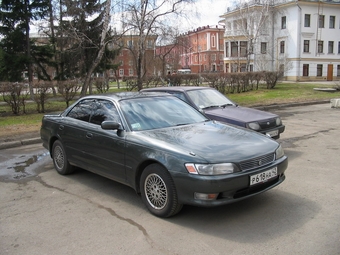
[142,86,285,139]
[40,92,288,217]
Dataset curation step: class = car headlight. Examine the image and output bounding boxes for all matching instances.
[275,145,285,159]
[276,117,282,126]
[185,163,240,175]
[247,122,260,131]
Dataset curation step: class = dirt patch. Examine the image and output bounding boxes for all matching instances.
[0,124,40,143]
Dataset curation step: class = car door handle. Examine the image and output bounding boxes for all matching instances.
[59,125,64,130]
[86,133,93,139]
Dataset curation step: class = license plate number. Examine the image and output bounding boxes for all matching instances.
[266,130,279,137]
[250,167,277,186]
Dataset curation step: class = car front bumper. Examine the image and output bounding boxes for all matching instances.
[172,156,288,207]
[260,125,285,139]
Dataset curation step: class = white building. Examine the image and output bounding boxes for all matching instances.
[220,0,340,81]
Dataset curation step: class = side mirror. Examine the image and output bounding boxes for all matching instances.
[101,121,121,130]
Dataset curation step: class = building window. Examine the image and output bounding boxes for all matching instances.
[281,16,286,29]
[211,54,216,61]
[129,69,134,76]
[119,69,124,76]
[338,41,340,54]
[318,41,324,53]
[328,41,334,54]
[303,64,309,76]
[240,64,246,72]
[127,40,133,48]
[317,64,323,76]
[337,65,340,77]
[304,14,311,27]
[240,41,247,57]
[261,42,267,54]
[225,63,229,73]
[225,42,229,57]
[231,42,238,57]
[280,41,285,54]
[319,15,325,28]
[232,63,238,73]
[211,35,216,48]
[330,16,335,29]
[303,40,310,53]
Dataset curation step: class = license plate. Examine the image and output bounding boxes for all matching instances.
[250,167,277,186]
[266,130,279,137]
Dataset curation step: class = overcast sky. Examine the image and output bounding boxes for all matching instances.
[180,0,231,30]
[31,0,232,34]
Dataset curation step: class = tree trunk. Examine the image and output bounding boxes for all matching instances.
[25,0,34,100]
[80,0,111,97]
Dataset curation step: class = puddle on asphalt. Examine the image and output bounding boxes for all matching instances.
[2,152,50,181]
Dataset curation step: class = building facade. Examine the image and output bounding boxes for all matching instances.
[111,34,157,79]
[220,0,340,81]
[155,25,225,75]
[178,25,225,73]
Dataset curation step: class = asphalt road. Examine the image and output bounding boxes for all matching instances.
[0,103,339,255]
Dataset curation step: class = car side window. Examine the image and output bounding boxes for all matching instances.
[67,99,92,122]
[167,92,188,103]
[90,99,120,125]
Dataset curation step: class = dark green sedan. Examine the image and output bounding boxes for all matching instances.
[40,92,288,217]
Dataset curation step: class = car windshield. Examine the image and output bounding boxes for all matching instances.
[187,89,235,109]
[120,96,209,131]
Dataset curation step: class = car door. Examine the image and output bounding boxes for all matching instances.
[60,99,93,168]
[83,99,126,184]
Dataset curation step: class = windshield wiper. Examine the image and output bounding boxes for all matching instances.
[201,105,220,110]
[176,123,191,126]
[220,103,235,108]
[202,104,234,110]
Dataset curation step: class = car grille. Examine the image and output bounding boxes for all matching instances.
[259,119,277,130]
[239,153,275,171]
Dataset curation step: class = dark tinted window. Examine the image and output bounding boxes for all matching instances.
[67,99,92,122]
[67,99,120,125]
[90,100,120,125]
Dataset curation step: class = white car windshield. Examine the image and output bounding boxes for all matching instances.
[120,96,209,131]
[187,89,235,109]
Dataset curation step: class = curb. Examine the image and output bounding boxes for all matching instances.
[0,137,42,150]
[253,99,330,110]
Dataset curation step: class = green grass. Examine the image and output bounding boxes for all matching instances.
[0,113,44,126]
[227,83,339,106]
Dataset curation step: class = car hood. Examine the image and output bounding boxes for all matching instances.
[204,106,277,123]
[131,121,278,163]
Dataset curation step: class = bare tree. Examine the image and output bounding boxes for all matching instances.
[122,0,195,90]
[223,0,278,72]
[155,27,182,76]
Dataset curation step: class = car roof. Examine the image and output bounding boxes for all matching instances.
[81,91,171,102]
[142,86,212,92]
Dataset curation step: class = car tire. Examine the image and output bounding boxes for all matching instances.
[52,140,74,175]
[140,163,183,218]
